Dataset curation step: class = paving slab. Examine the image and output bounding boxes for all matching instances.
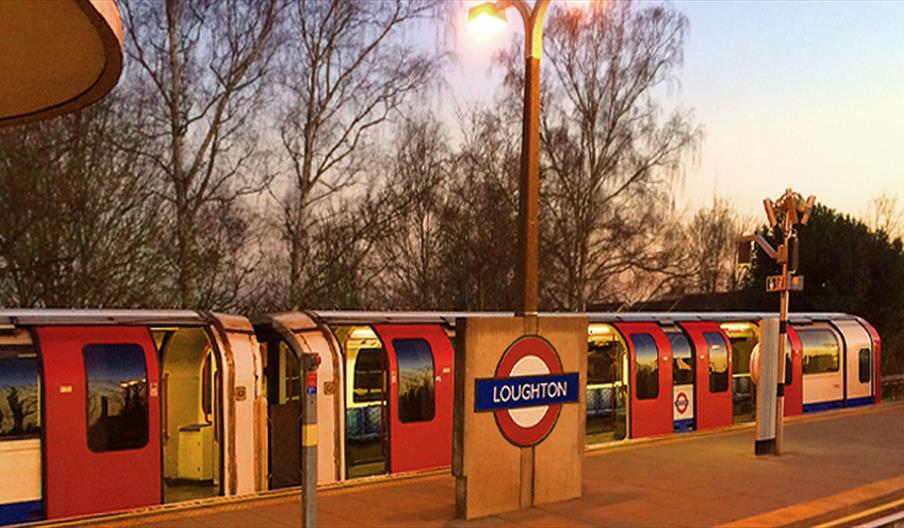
[53,403,904,528]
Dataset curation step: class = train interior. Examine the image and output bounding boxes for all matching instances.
[586,324,628,445]
[335,325,388,479]
[152,327,221,503]
[259,331,303,489]
[721,322,759,423]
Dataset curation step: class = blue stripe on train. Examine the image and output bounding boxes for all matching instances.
[673,418,694,433]
[803,396,875,414]
[803,400,845,413]
[845,396,875,408]
[0,500,44,526]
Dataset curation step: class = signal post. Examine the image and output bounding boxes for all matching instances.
[739,188,815,455]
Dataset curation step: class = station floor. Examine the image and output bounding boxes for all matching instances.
[59,402,904,528]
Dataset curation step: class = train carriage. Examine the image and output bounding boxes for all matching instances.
[0,310,265,525]
[0,309,883,525]
[259,311,882,490]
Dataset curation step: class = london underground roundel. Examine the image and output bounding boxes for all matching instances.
[474,336,579,447]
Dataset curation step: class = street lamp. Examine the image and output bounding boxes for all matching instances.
[468,0,551,315]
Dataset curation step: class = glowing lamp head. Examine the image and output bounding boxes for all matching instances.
[468,2,507,35]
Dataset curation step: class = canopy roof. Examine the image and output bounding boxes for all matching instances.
[0,0,123,127]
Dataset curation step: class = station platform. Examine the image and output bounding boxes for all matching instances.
[52,403,904,528]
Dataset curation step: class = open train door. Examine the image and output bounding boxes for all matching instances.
[783,327,803,417]
[372,325,453,473]
[680,322,732,431]
[614,322,672,439]
[37,326,161,519]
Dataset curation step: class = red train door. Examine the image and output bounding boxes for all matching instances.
[615,323,672,439]
[373,325,453,473]
[38,326,161,519]
[680,322,732,430]
[783,327,803,416]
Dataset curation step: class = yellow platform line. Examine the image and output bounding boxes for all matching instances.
[812,496,904,528]
[719,474,904,528]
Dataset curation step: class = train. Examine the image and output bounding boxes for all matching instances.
[0,309,881,525]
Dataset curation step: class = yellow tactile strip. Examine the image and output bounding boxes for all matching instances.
[719,474,904,528]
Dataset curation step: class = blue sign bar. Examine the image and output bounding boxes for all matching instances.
[475,373,579,412]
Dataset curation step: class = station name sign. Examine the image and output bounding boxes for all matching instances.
[475,373,579,412]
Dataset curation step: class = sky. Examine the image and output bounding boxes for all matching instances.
[443,1,904,220]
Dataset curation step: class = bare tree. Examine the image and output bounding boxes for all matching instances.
[122,0,278,308]
[435,108,520,310]
[865,192,903,241]
[373,115,451,309]
[275,0,446,307]
[495,1,701,310]
[0,96,169,307]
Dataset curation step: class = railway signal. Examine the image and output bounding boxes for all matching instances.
[738,188,815,456]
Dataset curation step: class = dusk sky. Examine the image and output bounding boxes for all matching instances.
[447,1,904,220]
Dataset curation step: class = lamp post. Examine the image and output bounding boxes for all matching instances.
[468,0,551,316]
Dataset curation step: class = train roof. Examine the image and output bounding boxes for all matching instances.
[0,309,212,326]
[306,310,858,326]
[0,309,861,330]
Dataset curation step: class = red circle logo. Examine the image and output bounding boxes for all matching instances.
[493,336,564,447]
[675,392,689,414]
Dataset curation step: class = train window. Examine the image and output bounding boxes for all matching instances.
[0,347,41,440]
[354,348,384,403]
[667,332,693,385]
[704,333,729,393]
[279,341,301,403]
[631,334,658,400]
[859,348,871,384]
[798,329,840,375]
[84,344,149,452]
[393,339,435,423]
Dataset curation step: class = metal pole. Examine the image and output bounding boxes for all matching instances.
[514,30,541,316]
[301,353,320,528]
[511,0,548,317]
[775,217,791,455]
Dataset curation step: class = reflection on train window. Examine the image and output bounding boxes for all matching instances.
[667,332,693,385]
[785,344,793,386]
[393,339,435,423]
[798,329,840,375]
[354,348,384,403]
[84,344,149,452]
[704,333,729,393]
[631,334,658,400]
[859,348,870,383]
[588,336,622,385]
[0,347,41,440]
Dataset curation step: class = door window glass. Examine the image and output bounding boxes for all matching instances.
[0,347,40,440]
[631,334,659,400]
[704,333,729,393]
[667,332,693,385]
[859,348,871,384]
[393,339,435,423]
[84,344,149,452]
[354,348,384,403]
[798,329,840,374]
